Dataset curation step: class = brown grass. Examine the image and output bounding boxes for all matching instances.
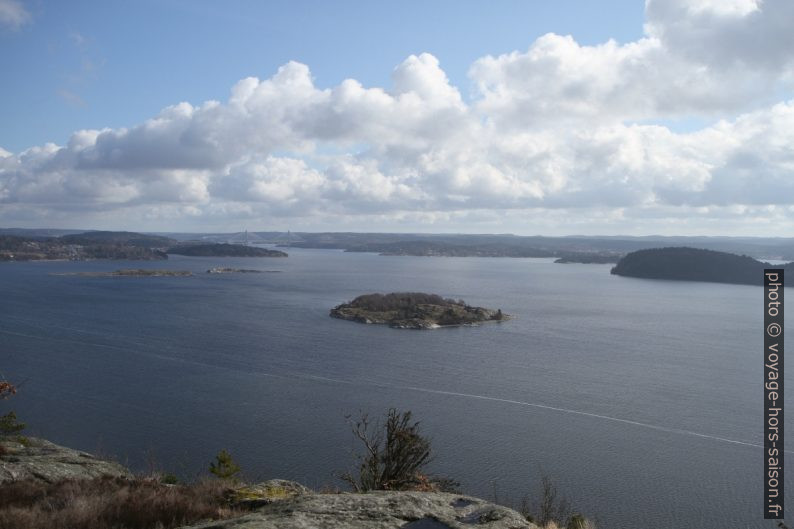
[0,475,246,529]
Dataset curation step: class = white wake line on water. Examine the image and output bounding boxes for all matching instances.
[300,373,791,454]
[3,325,781,453]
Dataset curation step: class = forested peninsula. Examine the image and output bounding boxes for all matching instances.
[167,243,287,257]
[610,247,793,285]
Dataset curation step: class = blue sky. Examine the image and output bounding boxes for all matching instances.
[1,0,793,235]
[2,1,645,152]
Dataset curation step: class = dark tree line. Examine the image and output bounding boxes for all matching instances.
[346,292,465,312]
[611,246,794,286]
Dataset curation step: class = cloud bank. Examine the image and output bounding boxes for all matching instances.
[2,0,794,234]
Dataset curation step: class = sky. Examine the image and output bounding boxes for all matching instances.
[1,0,793,235]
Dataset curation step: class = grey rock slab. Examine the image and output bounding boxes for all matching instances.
[0,436,132,484]
[181,491,537,529]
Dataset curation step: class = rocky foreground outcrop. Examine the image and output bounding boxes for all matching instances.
[182,490,537,529]
[0,436,536,529]
[0,436,131,484]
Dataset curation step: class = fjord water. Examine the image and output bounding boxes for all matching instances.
[1,249,789,529]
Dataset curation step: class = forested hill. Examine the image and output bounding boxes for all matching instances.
[0,232,169,261]
[610,247,793,285]
[59,231,176,247]
[167,243,287,257]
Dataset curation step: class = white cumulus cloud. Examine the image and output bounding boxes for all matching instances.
[2,0,794,234]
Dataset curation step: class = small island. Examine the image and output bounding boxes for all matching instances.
[610,247,793,285]
[168,243,288,257]
[330,292,509,329]
[53,269,192,277]
[207,267,280,274]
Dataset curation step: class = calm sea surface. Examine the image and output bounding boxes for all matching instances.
[1,249,789,529]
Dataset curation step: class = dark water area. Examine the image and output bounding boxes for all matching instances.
[1,249,789,529]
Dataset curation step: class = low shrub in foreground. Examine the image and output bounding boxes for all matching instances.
[0,475,244,529]
[342,408,459,493]
[517,474,597,529]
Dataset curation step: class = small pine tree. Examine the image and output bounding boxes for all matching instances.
[209,449,241,480]
[160,473,180,485]
[0,380,25,436]
[0,411,25,435]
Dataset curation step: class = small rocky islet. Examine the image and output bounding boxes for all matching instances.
[206,267,279,274]
[52,269,193,277]
[330,292,509,329]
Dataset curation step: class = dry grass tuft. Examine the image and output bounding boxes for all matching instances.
[0,475,245,529]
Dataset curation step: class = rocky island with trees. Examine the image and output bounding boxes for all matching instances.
[330,292,509,329]
[54,269,193,277]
